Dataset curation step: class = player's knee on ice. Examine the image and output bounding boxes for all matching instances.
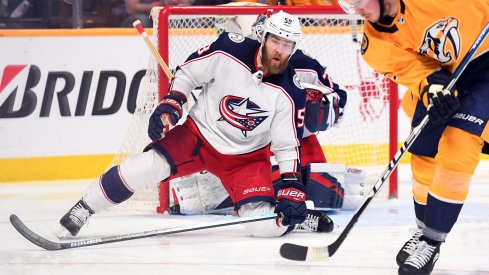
[238,202,291,237]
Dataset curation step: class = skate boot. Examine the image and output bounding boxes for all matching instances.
[57,199,94,238]
[396,228,423,266]
[168,204,183,215]
[295,209,334,233]
[398,236,442,275]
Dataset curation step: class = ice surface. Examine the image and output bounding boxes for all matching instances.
[1,163,488,275]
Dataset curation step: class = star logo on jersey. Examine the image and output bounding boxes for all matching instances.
[419,17,461,64]
[218,95,268,137]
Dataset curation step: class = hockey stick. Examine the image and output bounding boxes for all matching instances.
[10,213,276,251]
[132,20,200,124]
[133,20,173,79]
[280,22,489,261]
[132,19,174,127]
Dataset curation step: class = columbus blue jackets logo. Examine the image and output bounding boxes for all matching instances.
[419,17,461,64]
[293,74,303,89]
[228,32,245,43]
[218,95,268,137]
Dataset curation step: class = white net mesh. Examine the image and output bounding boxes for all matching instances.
[109,36,161,211]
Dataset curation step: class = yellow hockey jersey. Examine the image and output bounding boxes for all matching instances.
[361,0,489,98]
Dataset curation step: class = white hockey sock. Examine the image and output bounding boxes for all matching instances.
[83,149,171,212]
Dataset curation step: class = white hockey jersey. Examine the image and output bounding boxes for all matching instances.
[170,32,306,174]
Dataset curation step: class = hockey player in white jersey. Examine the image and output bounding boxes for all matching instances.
[167,12,368,233]
[58,11,314,238]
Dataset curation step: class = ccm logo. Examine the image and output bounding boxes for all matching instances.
[453,113,484,126]
[347,167,363,174]
[243,187,271,194]
[277,189,306,201]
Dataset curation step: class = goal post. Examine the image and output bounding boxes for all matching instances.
[115,5,399,213]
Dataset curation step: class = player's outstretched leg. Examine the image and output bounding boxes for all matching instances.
[57,150,171,238]
[396,228,423,266]
[57,199,95,238]
[295,209,334,233]
[398,236,442,275]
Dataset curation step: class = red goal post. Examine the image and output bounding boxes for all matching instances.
[122,5,399,213]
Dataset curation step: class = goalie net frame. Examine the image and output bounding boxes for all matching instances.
[114,5,399,213]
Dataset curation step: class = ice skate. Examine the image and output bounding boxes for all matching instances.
[398,236,441,275]
[295,209,334,233]
[396,228,423,266]
[57,199,94,238]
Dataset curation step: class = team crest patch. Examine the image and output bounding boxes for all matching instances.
[419,17,460,64]
[218,95,268,137]
[293,74,303,89]
[361,33,369,55]
[228,32,245,43]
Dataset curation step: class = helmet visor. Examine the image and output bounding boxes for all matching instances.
[338,0,368,14]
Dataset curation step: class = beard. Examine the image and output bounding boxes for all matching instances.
[260,44,289,75]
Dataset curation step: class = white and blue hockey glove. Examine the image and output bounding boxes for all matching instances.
[148,92,186,141]
[275,173,307,226]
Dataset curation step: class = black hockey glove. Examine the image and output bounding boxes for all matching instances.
[419,69,459,124]
[274,173,307,226]
[148,92,186,141]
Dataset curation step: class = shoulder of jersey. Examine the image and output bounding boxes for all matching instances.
[209,32,260,57]
[289,49,322,70]
[279,66,306,93]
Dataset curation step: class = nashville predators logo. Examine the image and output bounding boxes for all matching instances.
[419,17,461,64]
[218,95,268,137]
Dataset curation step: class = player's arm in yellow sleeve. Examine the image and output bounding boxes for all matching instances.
[383,49,459,124]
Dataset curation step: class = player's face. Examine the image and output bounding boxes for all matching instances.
[357,0,381,22]
[261,33,293,74]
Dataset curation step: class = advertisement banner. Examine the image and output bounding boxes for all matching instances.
[0,30,152,181]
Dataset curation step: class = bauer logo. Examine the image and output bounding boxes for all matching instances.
[0,64,146,119]
[453,113,484,126]
[243,186,272,195]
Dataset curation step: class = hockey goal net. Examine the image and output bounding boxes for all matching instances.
[112,5,398,213]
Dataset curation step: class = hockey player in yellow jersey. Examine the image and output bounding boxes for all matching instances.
[339,0,489,274]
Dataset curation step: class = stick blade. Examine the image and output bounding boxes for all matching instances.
[10,214,63,251]
[280,243,309,261]
[280,242,332,261]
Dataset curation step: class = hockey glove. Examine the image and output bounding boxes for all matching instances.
[304,84,341,132]
[148,92,186,141]
[419,69,459,124]
[274,173,307,226]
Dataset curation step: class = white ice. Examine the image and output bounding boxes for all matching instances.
[1,163,489,275]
